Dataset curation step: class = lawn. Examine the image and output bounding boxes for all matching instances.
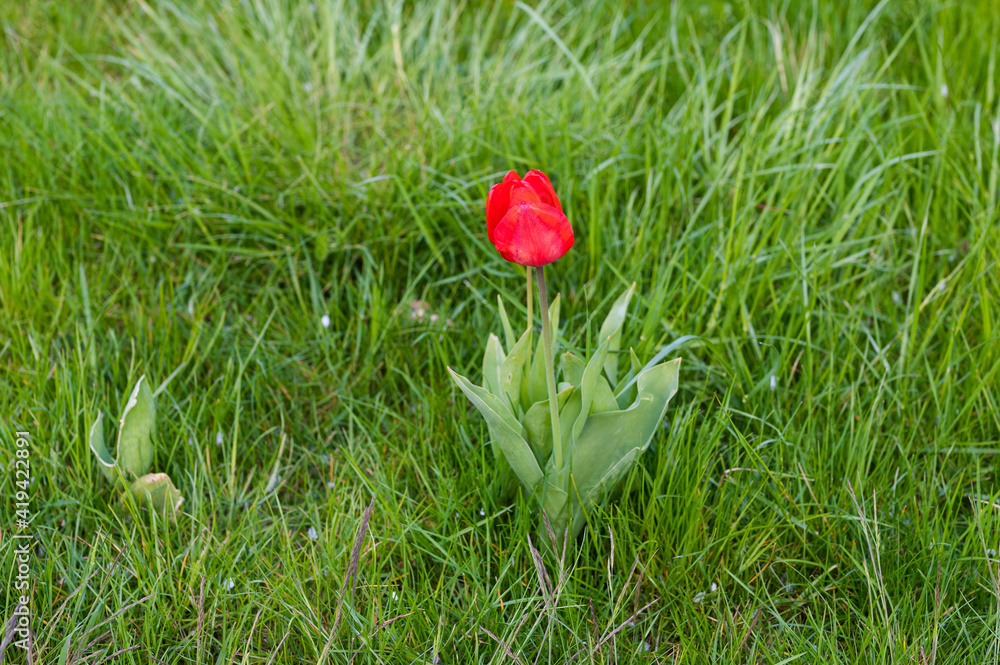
[2,0,1000,662]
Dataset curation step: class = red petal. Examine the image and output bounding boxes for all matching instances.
[491,202,574,267]
[503,170,521,183]
[486,179,515,244]
[522,170,562,212]
[508,181,542,207]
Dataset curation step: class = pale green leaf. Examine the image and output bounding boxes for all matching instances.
[500,328,532,413]
[615,348,642,410]
[482,333,505,397]
[614,335,699,403]
[590,375,617,415]
[569,358,681,534]
[481,334,506,459]
[116,375,156,478]
[571,334,613,442]
[533,388,583,477]
[449,368,544,491]
[597,283,635,389]
[89,412,117,482]
[540,479,571,534]
[130,472,185,519]
[521,386,575,465]
[561,352,585,386]
[497,295,517,353]
[566,448,642,536]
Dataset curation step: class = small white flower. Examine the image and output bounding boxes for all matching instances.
[940,84,949,98]
[326,481,336,489]
[224,578,235,590]
[769,375,777,390]
[307,526,319,541]
[216,431,224,446]
[479,509,486,517]
[187,436,194,446]
[321,314,330,328]
[693,591,705,604]
[392,591,398,600]
[892,291,901,305]
[711,582,717,592]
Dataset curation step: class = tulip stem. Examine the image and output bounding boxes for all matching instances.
[526,267,533,338]
[536,266,562,477]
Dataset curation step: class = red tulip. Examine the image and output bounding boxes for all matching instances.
[486,169,574,267]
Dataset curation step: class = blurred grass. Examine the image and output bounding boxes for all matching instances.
[1,0,999,662]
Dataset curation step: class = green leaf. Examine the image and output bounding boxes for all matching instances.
[497,295,517,353]
[572,294,634,442]
[561,352,585,386]
[449,368,544,492]
[528,293,560,404]
[568,358,681,535]
[598,283,635,389]
[88,412,117,482]
[616,348,642,410]
[571,334,613,442]
[614,335,699,404]
[116,375,156,479]
[540,479,571,533]
[482,334,506,459]
[130,472,185,519]
[590,375,618,415]
[533,388,584,478]
[500,328,533,414]
[482,333,505,397]
[521,386,575,465]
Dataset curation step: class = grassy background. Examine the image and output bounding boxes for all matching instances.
[2,0,1000,661]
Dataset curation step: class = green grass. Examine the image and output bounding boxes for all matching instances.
[2,0,1000,661]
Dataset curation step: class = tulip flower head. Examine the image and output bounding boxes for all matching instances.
[486,170,574,267]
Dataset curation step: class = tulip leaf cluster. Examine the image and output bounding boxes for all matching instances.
[89,375,184,519]
[449,284,680,536]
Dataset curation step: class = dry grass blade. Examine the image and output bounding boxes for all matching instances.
[526,535,553,605]
[481,626,528,665]
[319,494,375,662]
[0,603,24,656]
[567,599,659,663]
